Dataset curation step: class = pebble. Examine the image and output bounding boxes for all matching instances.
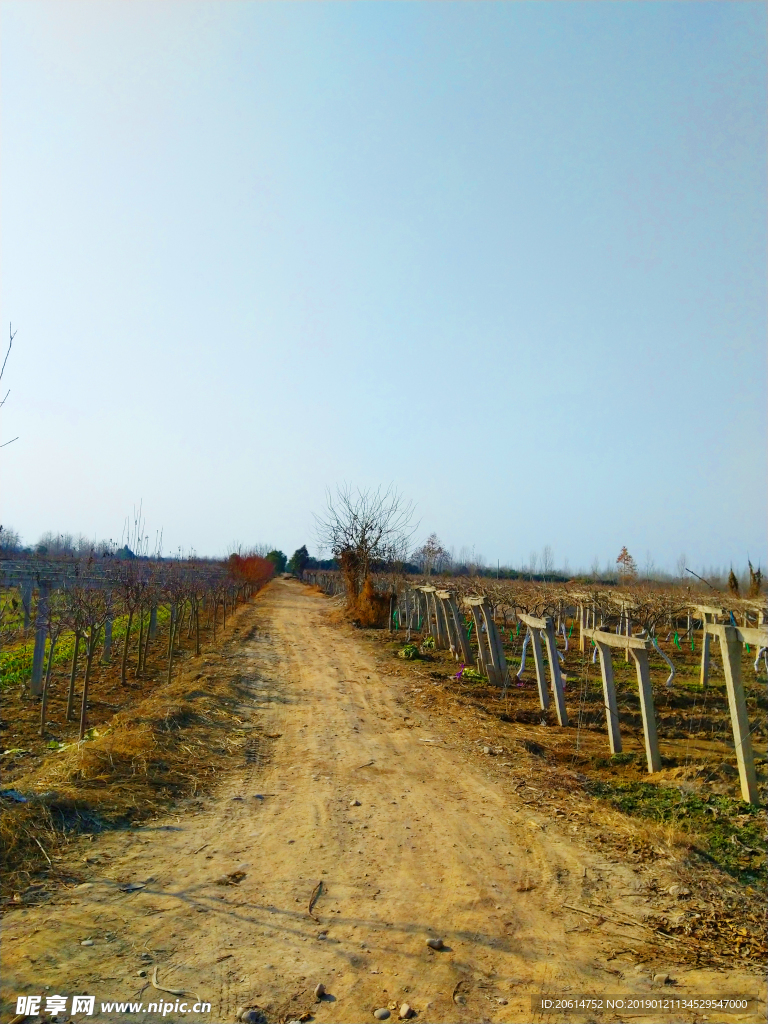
[314,984,325,999]
[374,1011,390,1021]
[350,799,361,806]
[240,1011,262,1023]
[426,937,444,950]
[668,885,691,897]
[496,998,508,1005]
[482,746,492,755]
[80,940,94,946]
[399,1004,414,1019]
[136,970,147,978]
[653,973,671,985]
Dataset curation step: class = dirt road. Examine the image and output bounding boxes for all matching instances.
[3,580,763,1023]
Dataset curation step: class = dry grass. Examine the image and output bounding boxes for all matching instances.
[348,578,390,628]
[1,610,254,898]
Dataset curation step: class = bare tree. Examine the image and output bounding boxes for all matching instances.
[40,590,67,736]
[676,553,687,582]
[541,545,555,580]
[74,586,113,739]
[0,323,19,449]
[64,588,89,721]
[528,551,538,580]
[413,533,447,577]
[314,484,416,597]
[643,551,655,580]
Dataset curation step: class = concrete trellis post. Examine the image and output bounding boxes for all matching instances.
[467,601,492,680]
[706,622,762,804]
[464,597,508,687]
[594,640,622,754]
[528,619,549,710]
[436,590,473,665]
[149,604,158,640]
[419,588,437,642]
[30,584,51,696]
[696,605,723,690]
[631,647,662,773]
[584,628,661,773]
[22,580,33,630]
[420,587,450,649]
[410,590,420,631]
[436,593,454,647]
[518,612,568,725]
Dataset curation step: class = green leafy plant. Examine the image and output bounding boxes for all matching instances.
[398,644,420,660]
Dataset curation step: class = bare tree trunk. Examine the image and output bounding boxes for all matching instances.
[212,600,218,641]
[40,636,58,736]
[135,608,145,678]
[142,616,152,674]
[167,606,180,684]
[194,602,201,657]
[167,605,175,662]
[66,633,82,721]
[121,609,134,685]
[222,594,227,631]
[79,628,101,740]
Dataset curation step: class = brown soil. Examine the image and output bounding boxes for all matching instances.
[1,579,765,1024]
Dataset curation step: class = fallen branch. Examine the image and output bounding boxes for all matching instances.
[308,880,323,922]
[151,966,201,1002]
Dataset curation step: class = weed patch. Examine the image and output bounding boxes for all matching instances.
[586,779,766,886]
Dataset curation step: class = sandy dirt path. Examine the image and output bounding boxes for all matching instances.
[3,580,763,1024]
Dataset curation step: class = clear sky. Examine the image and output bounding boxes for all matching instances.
[1,1,765,573]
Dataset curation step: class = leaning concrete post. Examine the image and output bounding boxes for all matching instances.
[437,594,458,657]
[578,604,585,652]
[425,591,438,641]
[442,592,473,666]
[630,648,662,773]
[424,590,444,646]
[433,592,449,650]
[542,617,568,726]
[528,627,549,710]
[480,604,508,687]
[31,585,50,696]
[102,616,113,664]
[699,613,712,689]
[595,641,622,754]
[714,624,758,804]
[468,604,489,677]
[149,604,158,639]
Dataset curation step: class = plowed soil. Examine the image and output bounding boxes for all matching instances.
[2,579,764,1024]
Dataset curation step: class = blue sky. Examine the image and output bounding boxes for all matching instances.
[1,1,765,572]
